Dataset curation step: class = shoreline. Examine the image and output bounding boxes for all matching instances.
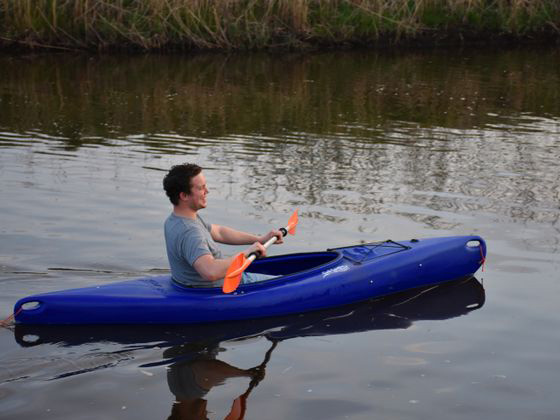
[1,1,559,53]
[2,32,558,54]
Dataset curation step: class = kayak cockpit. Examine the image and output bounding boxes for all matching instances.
[168,251,341,292]
[248,251,340,276]
[172,241,414,292]
[246,241,411,277]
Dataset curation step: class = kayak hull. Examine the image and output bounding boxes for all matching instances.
[14,236,486,325]
[14,277,485,347]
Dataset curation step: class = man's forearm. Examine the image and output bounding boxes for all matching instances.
[212,224,259,245]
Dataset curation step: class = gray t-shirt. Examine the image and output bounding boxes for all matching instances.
[164,213,223,287]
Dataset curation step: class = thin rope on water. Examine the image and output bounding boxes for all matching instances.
[479,244,486,272]
[0,307,22,329]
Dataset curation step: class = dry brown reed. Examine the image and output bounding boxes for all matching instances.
[1,0,559,51]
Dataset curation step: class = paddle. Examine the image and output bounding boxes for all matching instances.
[224,339,279,420]
[222,210,298,294]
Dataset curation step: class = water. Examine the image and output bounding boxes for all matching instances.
[1,48,559,419]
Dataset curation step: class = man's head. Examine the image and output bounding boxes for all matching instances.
[163,163,205,207]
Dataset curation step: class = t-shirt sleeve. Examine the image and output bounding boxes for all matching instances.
[198,215,212,233]
[181,226,212,266]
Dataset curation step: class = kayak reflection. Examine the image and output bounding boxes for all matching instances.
[162,276,484,420]
[13,277,484,420]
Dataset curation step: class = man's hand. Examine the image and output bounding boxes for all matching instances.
[258,229,284,245]
[244,241,267,258]
[246,366,266,382]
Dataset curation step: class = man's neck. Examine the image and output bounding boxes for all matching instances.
[173,205,197,220]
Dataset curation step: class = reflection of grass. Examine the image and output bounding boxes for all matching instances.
[1,1,559,51]
[1,50,559,142]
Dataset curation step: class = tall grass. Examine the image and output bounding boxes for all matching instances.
[1,0,559,51]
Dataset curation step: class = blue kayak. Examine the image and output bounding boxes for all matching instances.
[14,235,486,325]
[13,276,485,347]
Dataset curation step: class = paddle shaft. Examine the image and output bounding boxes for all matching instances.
[245,227,288,262]
[223,209,297,292]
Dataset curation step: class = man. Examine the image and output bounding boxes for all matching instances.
[163,163,283,288]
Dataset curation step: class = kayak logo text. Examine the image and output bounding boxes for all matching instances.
[322,265,350,278]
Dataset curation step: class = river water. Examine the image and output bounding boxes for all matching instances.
[0,48,559,419]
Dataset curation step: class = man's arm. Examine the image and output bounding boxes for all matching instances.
[193,254,234,282]
[211,225,284,246]
[193,242,268,282]
[211,224,259,245]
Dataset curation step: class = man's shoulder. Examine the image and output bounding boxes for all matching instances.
[165,213,183,228]
[165,213,208,236]
[165,213,190,234]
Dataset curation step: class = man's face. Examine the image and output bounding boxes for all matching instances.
[185,172,208,210]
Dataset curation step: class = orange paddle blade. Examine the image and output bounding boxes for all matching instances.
[223,252,246,294]
[224,396,243,420]
[287,209,298,235]
[224,394,248,420]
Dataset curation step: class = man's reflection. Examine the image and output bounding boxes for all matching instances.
[165,342,273,420]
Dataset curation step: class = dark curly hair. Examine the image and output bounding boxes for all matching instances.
[163,163,202,206]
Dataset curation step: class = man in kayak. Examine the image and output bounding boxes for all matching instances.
[163,163,283,288]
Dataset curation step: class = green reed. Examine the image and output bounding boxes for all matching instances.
[1,0,559,51]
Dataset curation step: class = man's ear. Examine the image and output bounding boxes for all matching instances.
[179,191,189,202]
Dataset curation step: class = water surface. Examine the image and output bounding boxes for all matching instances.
[1,48,559,419]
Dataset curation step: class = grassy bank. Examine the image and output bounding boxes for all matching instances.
[1,0,560,51]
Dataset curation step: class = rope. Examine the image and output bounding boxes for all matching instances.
[0,307,22,328]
